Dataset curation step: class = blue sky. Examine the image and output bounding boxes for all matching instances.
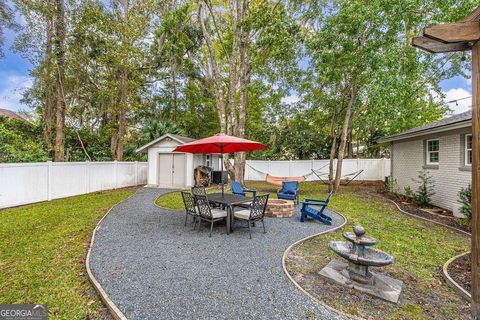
[0,28,473,115]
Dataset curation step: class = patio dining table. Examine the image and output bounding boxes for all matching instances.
[207,193,252,234]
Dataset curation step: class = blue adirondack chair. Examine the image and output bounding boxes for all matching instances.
[300,191,333,225]
[231,181,257,198]
[277,181,299,204]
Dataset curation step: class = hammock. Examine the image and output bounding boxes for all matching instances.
[247,163,328,187]
[265,174,305,186]
[247,163,364,186]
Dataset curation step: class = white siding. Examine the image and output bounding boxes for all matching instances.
[391,128,471,217]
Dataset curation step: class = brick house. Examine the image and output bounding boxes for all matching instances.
[379,110,472,217]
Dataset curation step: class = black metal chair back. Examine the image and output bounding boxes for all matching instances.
[250,194,269,220]
[191,186,207,197]
[181,191,196,216]
[194,194,213,219]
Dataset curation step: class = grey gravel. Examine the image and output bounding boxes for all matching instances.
[89,187,347,320]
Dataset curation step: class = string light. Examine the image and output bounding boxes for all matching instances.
[446,96,472,104]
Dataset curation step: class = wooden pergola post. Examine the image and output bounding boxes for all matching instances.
[412,6,480,318]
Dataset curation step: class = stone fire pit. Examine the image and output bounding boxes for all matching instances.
[265,199,295,218]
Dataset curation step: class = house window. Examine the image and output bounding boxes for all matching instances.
[426,139,439,165]
[205,154,212,167]
[465,134,472,166]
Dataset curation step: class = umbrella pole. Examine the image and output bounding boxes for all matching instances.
[221,145,224,197]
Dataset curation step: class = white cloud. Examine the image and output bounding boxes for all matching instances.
[443,87,471,115]
[0,72,33,112]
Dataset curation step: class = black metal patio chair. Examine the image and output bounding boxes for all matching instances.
[233,194,269,239]
[194,194,227,237]
[181,191,198,229]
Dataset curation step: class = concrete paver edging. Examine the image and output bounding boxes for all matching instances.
[442,251,472,302]
[85,192,136,320]
[281,210,366,320]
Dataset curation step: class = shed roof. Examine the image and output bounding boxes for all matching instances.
[378,110,472,143]
[135,133,196,152]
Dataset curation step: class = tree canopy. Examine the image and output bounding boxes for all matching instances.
[0,0,476,168]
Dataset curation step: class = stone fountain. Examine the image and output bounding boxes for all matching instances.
[319,225,403,303]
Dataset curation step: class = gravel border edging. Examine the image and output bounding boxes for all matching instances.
[85,191,140,320]
[442,251,472,302]
[281,210,365,320]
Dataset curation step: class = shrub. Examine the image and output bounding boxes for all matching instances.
[385,176,398,193]
[458,184,472,220]
[404,186,413,198]
[411,170,435,206]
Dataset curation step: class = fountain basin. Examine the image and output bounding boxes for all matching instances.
[329,241,395,267]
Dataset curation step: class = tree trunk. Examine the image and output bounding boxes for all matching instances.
[346,126,354,158]
[328,104,341,192]
[334,85,358,192]
[233,0,248,186]
[170,55,177,120]
[115,68,127,160]
[44,16,54,156]
[54,0,66,162]
[198,2,226,133]
[111,0,129,161]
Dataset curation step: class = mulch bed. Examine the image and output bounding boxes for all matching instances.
[448,252,471,294]
[383,192,471,233]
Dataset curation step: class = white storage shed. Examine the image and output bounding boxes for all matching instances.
[136,134,221,188]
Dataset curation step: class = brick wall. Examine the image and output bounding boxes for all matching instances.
[391,128,471,217]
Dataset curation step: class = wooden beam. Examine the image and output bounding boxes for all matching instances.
[411,36,471,53]
[424,21,480,43]
[461,6,480,22]
[472,41,480,320]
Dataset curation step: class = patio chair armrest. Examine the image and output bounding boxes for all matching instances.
[304,198,326,204]
[243,189,257,197]
[303,201,326,206]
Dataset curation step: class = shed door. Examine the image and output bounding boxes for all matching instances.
[158,153,185,188]
[158,154,173,187]
[172,154,185,187]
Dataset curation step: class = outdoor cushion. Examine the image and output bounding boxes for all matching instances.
[234,209,251,220]
[211,208,227,219]
[282,182,298,194]
[277,192,296,199]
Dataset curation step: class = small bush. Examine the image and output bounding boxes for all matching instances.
[404,186,413,198]
[385,176,398,193]
[458,184,472,220]
[412,170,435,206]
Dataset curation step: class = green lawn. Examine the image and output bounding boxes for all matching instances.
[157,181,470,319]
[0,188,136,319]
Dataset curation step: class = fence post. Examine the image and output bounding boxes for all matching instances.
[47,161,52,201]
[85,161,90,194]
[134,161,138,185]
[114,160,118,189]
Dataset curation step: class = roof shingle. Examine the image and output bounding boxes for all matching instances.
[378,110,472,143]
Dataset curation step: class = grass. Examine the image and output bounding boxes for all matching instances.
[157,181,470,319]
[0,188,136,319]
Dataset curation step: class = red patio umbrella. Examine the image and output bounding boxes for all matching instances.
[173,133,268,196]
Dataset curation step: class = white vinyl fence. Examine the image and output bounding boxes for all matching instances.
[245,158,390,182]
[0,161,148,209]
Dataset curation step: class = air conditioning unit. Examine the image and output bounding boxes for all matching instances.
[211,171,228,184]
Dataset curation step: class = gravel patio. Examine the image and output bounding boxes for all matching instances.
[89,187,346,319]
